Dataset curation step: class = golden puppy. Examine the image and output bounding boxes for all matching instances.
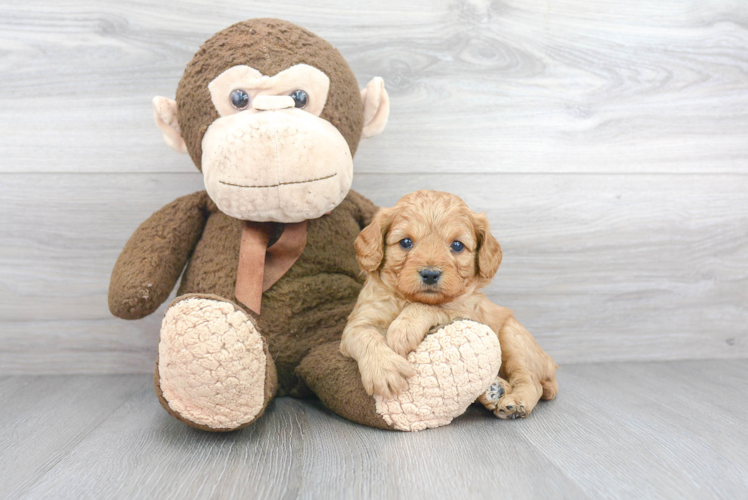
[340,190,557,419]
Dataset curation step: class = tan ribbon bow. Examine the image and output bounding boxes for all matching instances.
[235,220,307,314]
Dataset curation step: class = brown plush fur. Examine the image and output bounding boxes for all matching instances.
[296,342,394,430]
[108,191,211,319]
[109,19,377,402]
[342,191,558,418]
[110,190,378,397]
[176,18,364,168]
[111,20,512,431]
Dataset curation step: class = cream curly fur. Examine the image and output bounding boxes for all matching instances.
[341,190,558,419]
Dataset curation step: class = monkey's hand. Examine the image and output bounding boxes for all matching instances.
[358,345,415,399]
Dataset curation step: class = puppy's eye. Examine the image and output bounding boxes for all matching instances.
[451,240,465,252]
[230,89,250,110]
[399,238,413,250]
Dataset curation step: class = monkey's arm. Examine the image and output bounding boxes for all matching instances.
[108,191,210,320]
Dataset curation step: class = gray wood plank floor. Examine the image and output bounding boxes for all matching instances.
[2,360,745,500]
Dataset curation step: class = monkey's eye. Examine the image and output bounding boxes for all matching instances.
[230,89,250,110]
[290,90,308,108]
[399,238,413,250]
[451,241,465,253]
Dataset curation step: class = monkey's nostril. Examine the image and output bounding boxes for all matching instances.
[419,268,441,285]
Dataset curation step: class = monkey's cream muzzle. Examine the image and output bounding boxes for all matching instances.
[201,107,353,223]
[154,63,389,222]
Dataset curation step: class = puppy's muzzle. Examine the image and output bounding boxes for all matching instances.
[419,268,442,285]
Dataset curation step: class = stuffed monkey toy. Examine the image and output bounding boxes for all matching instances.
[109,19,501,432]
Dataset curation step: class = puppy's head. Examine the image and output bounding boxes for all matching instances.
[356,190,502,304]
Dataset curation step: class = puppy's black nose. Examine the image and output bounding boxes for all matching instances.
[420,268,442,285]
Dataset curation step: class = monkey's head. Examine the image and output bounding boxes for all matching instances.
[153,19,389,223]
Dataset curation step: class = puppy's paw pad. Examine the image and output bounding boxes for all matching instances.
[478,376,510,410]
[494,395,529,420]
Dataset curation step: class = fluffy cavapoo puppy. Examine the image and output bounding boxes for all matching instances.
[340,190,557,419]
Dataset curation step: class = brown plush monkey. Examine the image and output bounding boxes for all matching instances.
[109,19,499,432]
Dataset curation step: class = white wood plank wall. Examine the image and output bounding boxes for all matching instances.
[1,0,746,373]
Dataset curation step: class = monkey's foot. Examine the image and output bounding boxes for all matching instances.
[155,294,277,431]
[375,320,502,431]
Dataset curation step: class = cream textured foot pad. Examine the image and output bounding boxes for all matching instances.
[375,320,501,432]
[158,297,267,430]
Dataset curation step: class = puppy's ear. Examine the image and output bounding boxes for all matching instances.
[355,207,392,273]
[474,212,502,279]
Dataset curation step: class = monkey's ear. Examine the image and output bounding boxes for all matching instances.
[355,207,392,273]
[152,96,188,154]
[360,77,390,139]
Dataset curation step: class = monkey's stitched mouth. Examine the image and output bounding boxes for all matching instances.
[219,173,337,189]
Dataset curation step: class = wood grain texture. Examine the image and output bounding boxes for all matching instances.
[1,172,746,373]
[0,0,747,174]
[3,361,746,499]
[0,375,148,499]
[515,361,748,498]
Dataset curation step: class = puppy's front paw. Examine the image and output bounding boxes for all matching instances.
[386,318,428,357]
[359,348,416,399]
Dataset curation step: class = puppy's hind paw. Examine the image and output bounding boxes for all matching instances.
[478,376,511,411]
[494,394,529,420]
